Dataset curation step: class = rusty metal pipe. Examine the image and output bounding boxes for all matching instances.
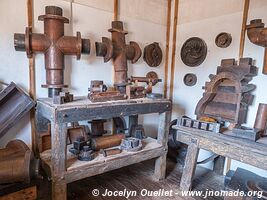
[91,133,125,150]
[110,21,128,93]
[247,19,267,74]
[254,103,267,135]
[14,6,90,98]
[101,148,122,157]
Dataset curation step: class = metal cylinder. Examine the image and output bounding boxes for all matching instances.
[254,103,267,135]
[101,148,122,157]
[91,133,125,150]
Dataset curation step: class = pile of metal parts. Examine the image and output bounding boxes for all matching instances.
[177,116,221,133]
[64,118,145,161]
[91,21,162,102]
[14,6,164,104]
[0,140,39,184]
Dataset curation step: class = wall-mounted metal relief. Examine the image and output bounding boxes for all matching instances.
[215,32,232,48]
[183,73,197,86]
[143,42,162,67]
[180,37,207,67]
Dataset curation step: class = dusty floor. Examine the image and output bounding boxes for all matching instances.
[38,158,224,200]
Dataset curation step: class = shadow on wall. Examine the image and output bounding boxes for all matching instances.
[172,103,186,118]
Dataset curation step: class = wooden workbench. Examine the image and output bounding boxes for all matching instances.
[172,125,267,192]
[35,97,171,200]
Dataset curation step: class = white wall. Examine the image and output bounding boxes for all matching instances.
[0,0,267,177]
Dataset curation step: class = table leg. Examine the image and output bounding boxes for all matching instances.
[52,181,67,200]
[154,111,171,180]
[154,152,167,181]
[51,122,67,200]
[180,138,199,191]
[213,156,226,175]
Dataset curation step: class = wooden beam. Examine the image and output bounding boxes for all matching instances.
[27,0,37,153]
[114,0,119,21]
[239,0,250,58]
[163,0,171,98]
[169,0,179,101]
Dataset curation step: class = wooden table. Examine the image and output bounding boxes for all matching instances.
[35,97,171,200]
[172,125,267,191]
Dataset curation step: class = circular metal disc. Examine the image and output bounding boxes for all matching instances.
[180,37,207,67]
[215,32,232,48]
[183,73,197,86]
[144,42,163,67]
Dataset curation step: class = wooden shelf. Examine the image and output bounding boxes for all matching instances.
[36,96,171,200]
[40,137,165,183]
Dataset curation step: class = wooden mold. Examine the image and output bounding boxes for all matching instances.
[0,140,37,184]
[195,58,257,124]
[0,82,35,138]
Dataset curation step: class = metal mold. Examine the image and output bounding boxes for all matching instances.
[215,32,232,48]
[0,82,35,139]
[180,37,207,67]
[120,137,142,152]
[78,146,95,161]
[143,42,162,67]
[183,73,197,86]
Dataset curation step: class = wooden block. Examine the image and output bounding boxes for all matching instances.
[0,185,37,200]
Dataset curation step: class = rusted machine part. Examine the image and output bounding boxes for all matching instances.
[69,136,87,155]
[183,73,197,86]
[96,21,142,94]
[181,37,207,67]
[143,42,163,67]
[67,125,88,144]
[247,19,267,74]
[130,71,162,86]
[88,80,107,93]
[78,146,95,161]
[88,119,107,137]
[130,124,145,139]
[53,92,73,104]
[88,80,126,102]
[254,103,267,136]
[0,82,35,139]
[126,86,146,99]
[120,137,142,152]
[14,6,90,97]
[0,140,39,184]
[215,32,232,48]
[91,133,125,150]
[95,37,113,62]
[89,91,127,102]
[101,148,122,157]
